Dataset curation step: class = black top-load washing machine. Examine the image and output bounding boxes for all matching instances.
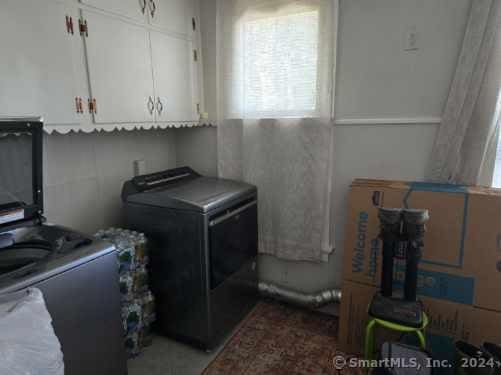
[0,118,126,375]
[122,167,258,350]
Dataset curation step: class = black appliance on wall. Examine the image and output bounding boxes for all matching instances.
[122,167,258,350]
[0,118,127,375]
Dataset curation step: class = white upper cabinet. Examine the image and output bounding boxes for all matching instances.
[0,0,80,125]
[83,10,155,124]
[151,31,196,122]
[147,0,194,37]
[79,0,147,23]
[0,0,202,130]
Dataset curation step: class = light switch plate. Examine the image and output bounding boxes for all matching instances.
[404,25,419,51]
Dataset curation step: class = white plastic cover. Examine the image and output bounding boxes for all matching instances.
[0,288,64,375]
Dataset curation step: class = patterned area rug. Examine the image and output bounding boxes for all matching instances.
[203,300,362,375]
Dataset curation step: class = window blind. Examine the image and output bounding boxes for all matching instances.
[240,10,320,118]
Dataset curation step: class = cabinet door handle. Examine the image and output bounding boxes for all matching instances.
[147,96,155,115]
[148,0,156,18]
[140,0,147,14]
[156,97,164,115]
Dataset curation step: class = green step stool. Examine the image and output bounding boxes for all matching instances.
[364,293,429,362]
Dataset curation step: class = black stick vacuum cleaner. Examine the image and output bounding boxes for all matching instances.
[369,207,430,327]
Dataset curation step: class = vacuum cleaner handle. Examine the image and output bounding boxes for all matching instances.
[378,208,403,298]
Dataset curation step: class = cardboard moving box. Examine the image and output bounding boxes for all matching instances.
[342,179,501,312]
[339,179,501,361]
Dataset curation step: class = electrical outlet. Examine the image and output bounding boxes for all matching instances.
[133,159,146,177]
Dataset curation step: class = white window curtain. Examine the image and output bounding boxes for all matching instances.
[216,0,337,262]
[427,0,501,185]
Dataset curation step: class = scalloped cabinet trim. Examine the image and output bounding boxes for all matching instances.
[44,121,215,134]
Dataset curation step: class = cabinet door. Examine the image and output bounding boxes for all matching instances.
[80,0,146,23]
[151,32,196,122]
[0,0,79,125]
[83,11,155,124]
[148,0,193,36]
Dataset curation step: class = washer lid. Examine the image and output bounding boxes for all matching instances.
[126,176,257,212]
[0,118,44,228]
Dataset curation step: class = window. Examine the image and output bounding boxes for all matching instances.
[494,134,501,187]
[482,28,500,187]
[489,69,501,187]
[221,0,334,120]
[491,91,501,187]
[240,10,320,118]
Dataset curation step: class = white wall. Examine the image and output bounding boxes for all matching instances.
[175,0,471,292]
[335,0,470,119]
[43,130,177,234]
[175,127,218,176]
[328,124,438,287]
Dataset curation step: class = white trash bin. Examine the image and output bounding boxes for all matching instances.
[0,288,64,375]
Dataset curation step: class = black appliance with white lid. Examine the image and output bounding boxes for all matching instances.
[0,118,127,375]
[122,167,258,350]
